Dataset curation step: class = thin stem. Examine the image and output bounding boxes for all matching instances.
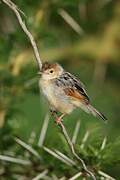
[59,177,66,180]
[100,137,107,150]
[58,121,96,180]
[80,131,90,149]
[38,114,50,147]
[72,120,81,144]
[32,170,48,180]
[58,8,84,35]
[2,0,42,70]
[69,172,82,180]
[54,149,76,166]
[15,137,41,160]
[43,146,73,166]
[98,170,115,180]
[0,154,31,165]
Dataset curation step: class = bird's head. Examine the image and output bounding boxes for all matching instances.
[38,62,64,80]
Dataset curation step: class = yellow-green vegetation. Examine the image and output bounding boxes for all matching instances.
[0,0,120,179]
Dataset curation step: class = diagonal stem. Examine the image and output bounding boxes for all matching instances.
[2,0,42,70]
[58,121,96,180]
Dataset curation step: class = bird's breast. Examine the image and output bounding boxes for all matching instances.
[39,79,54,100]
[39,78,75,114]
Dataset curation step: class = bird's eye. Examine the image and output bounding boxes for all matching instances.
[50,70,54,73]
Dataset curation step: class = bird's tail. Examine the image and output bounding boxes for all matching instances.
[87,104,107,122]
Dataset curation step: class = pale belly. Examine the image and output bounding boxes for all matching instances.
[39,79,75,114]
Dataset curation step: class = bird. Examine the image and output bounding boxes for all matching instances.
[39,62,107,124]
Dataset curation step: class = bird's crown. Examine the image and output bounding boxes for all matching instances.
[41,62,58,72]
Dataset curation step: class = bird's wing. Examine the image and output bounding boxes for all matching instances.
[55,72,90,104]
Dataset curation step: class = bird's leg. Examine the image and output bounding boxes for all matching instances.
[50,109,65,124]
[55,113,65,124]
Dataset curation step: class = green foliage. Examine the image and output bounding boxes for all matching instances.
[0,0,120,179]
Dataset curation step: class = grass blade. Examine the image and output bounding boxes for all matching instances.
[38,114,50,147]
[15,137,41,159]
[33,169,48,180]
[43,146,72,166]
[54,149,76,166]
[98,170,115,180]
[80,131,90,149]
[72,120,81,144]
[58,9,84,35]
[69,172,82,180]
[0,155,31,165]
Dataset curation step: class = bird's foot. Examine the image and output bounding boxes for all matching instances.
[55,116,63,125]
[55,113,65,125]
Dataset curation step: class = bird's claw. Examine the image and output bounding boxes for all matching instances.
[55,117,63,125]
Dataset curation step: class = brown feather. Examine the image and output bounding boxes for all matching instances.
[64,88,88,104]
[42,62,57,72]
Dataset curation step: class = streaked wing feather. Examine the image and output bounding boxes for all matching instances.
[64,88,85,101]
[56,71,90,103]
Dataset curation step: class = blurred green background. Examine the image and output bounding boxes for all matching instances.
[0,0,120,179]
